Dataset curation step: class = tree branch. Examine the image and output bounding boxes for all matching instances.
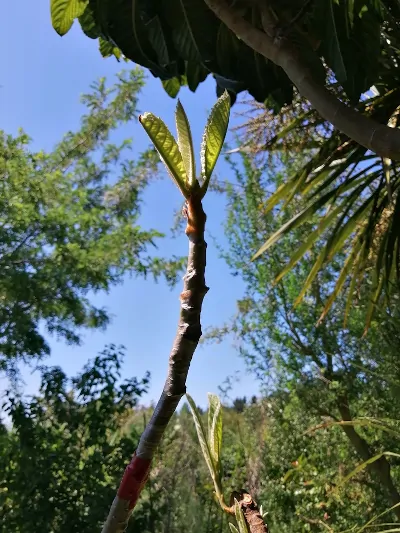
[101,196,208,533]
[204,0,400,160]
[337,394,400,519]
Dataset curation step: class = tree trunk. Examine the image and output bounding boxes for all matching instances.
[204,0,400,160]
[337,395,400,520]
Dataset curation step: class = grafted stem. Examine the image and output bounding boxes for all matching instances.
[101,195,208,533]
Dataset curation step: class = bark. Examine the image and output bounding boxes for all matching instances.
[337,395,400,520]
[230,491,269,533]
[101,196,208,533]
[204,0,400,160]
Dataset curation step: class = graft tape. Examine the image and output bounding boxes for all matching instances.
[117,453,152,509]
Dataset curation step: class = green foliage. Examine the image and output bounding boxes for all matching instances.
[48,0,400,322]
[200,90,231,194]
[139,92,230,200]
[139,111,190,198]
[251,100,400,325]
[204,148,400,528]
[50,0,398,109]
[233,499,249,533]
[187,393,223,499]
[3,363,400,533]
[0,69,184,375]
[0,345,150,533]
[175,100,196,188]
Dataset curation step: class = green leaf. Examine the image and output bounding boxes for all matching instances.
[51,0,88,36]
[162,79,182,99]
[339,452,400,488]
[234,499,249,533]
[252,186,340,261]
[273,204,342,285]
[207,393,222,478]
[343,242,364,327]
[229,524,240,533]
[78,0,100,39]
[139,112,189,198]
[99,38,122,59]
[317,0,347,82]
[317,238,362,324]
[175,101,196,187]
[145,15,170,66]
[186,61,208,92]
[186,393,218,487]
[200,90,230,196]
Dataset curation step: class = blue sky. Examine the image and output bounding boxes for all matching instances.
[0,3,260,407]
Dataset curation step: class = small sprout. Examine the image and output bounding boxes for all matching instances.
[139,91,230,200]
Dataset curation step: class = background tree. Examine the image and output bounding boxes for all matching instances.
[204,149,400,519]
[0,68,183,377]
[0,345,151,533]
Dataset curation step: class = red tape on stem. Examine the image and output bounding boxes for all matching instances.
[117,453,152,509]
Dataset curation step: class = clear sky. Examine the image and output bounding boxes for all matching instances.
[0,3,261,408]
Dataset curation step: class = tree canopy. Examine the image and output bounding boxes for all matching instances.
[0,69,183,376]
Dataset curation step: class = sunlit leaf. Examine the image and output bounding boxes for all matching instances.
[200,90,230,196]
[234,499,249,533]
[175,100,196,187]
[207,393,222,480]
[162,78,182,99]
[99,38,122,59]
[273,204,342,284]
[139,112,189,198]
[51,0,88,35]
[339,451,400,488]
[186,393,218,486]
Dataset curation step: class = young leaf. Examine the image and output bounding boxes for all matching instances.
[175,100,196,187]
[200,90,230,196]
[139,112,189,198]
[234,499,249,533]
[229,524,240,533]
[207,393,222,479]
[51,0,88,36]
[186,393,218,486]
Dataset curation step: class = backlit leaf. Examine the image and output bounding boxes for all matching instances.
[234,499,249,533]
[207,393,222,479]
[51,0,88,36]
[175,100,196,187]
[139,112,188,197]
[200,90,230,196]
[186,394,218,485]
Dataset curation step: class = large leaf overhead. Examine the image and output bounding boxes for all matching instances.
[50,0,390,108]
[51,0,88,35]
